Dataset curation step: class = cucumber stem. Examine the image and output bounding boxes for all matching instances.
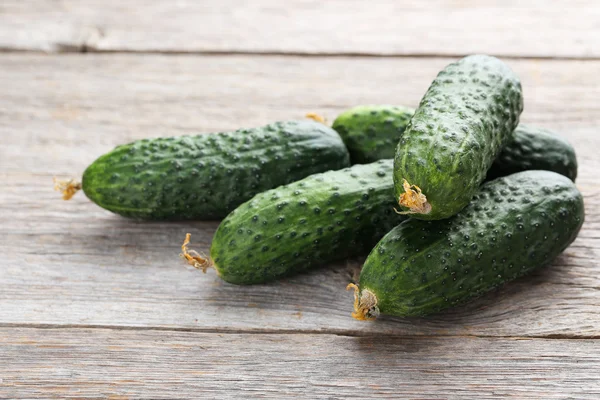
[305,112,327,125]
[346,283,380,321]
[180,233,212,273]
[53,178,82,200]
[395,179,432,215]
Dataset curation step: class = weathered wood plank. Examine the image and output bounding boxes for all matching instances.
[0,328,599,399]
[1,54,599,174]
[1,186,599,338]
[1,54,599,337]
[0,0,599,58]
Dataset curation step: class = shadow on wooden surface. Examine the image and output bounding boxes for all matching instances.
[2,172,598,338]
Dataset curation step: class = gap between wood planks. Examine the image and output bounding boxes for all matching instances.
[1,323,599,340]
[2,0,599,61]
[2,46,600,61]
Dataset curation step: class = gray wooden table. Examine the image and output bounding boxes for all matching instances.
[1,1,599,398]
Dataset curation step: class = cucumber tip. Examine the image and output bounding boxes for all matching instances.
[346,283,379,321]
[397,179,431,215]
[180,233,213,273]
[305,112,327,125]
[53,177,82,200]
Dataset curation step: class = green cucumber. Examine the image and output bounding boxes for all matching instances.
[487,125,578,181]
[393,55,523,220]
[183,160,405,284]
[332,105,577,182]
[76,121,350,220]
[349,170,584,320]
[332,105,414,164]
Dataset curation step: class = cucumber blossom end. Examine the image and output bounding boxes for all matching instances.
[54,177,82,200]
[347,283,380,321]
[396,179,432,216]
[180,233,213,273]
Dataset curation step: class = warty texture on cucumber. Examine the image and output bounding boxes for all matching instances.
[183,160,405,284]
[393,55,523,220]
[350,170,584,320]
[79,120,350,220]
[332,105,577,181]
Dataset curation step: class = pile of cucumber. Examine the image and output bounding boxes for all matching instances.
[59,54,583,320]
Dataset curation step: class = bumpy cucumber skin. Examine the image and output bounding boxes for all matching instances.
[81,121,350,220]
[333,105,577,182]
[359,170,584,317]
[210,160,405,284]
[487,125,578,182]
[394,55,524,220]
[332,105,414,164]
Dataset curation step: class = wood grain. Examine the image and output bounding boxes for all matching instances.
[1,54,599,338]
[1,328,599,399]
[1,1,599,58]
[1,54,599,174]
[1,190,599,338]
[2,3,599,396]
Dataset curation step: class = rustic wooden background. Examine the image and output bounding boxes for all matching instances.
[1,1,599,398]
